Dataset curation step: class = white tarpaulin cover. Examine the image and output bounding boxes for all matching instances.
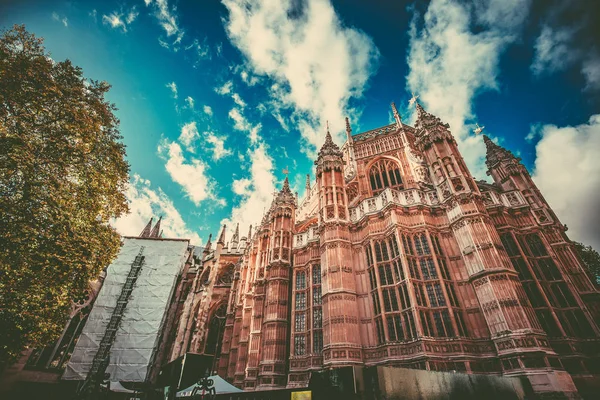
[176,376,243,397]
[63,238,189,382]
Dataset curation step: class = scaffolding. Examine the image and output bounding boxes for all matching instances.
[63,238,189,388]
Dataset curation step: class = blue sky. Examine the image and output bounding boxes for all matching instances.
[2,0,600,249]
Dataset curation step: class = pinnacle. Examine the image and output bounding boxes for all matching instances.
[149,216,162,238]
[203,233,212,253]
[415,101,427,118]
[139,217,153,238]
[483,134,495,147]
[317,121,343,160]
[483,134,518,169]
[232,223,240,243]
[217,224,227,245]
[282,176,291,192]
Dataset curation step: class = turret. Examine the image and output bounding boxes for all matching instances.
[314,124,362,367]
[413,101,478,199]
[484,134,560,226]
[256,174,296,389]
[484,134,531,192]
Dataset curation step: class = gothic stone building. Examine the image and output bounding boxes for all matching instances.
[4,103,599,399]
[175,102,600,398]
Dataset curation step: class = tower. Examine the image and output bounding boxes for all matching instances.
[256,177,296,389]
[315,126,362,367]
[414,103,581,396]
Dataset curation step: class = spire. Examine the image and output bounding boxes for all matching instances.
[414,101,450,134]
[203,234,212,254]
[247,225,253,240]
[149,216,162,238]
[217,224,227,245]
[483,134,519,169]
[232,223,240,245]
[275,174,295,205]
[317,121,343,160]
[305,174,311,195]
[140,217,153,238]
[345,117,353,143]
[415,102,427,119]
[391,102,403,128]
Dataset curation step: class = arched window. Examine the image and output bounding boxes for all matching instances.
[369,159,403,195]
[204,304,227,356]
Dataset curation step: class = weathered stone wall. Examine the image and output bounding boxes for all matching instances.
[362,366,530,400]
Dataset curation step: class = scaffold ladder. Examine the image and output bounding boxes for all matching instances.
[78,246,146,398]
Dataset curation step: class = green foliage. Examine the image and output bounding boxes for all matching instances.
[573,241,600,285]
[0,25,129,365]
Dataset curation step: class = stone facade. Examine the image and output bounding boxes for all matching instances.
[188,103,599,398]
[4,103,599,399]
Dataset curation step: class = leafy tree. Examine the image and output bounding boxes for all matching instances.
[573,241,600,285]
[0,25,129,366]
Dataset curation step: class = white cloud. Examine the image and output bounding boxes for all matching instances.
[185,38,211,61]
[531,25,578,76]
[126,7,139,24]
[231,93,246,108]
[582,53,600,90]
[158,139,221,206]
[228,108,262,144]
[531,115,600,250]
[203,105,213,116]
[240,70,259,86]
[221,142,276,238]
[158,38,170,49]
[185,96,195,109]
[166,81,178,98]
[101,6,138,32]
[102,13,126,31]
[232,178,252,196]
[89,9,97,22]
[406,0,531,178]
[52,12,68,27]
[222,0,380,155]
[113,174,201,245]
[205,131,232,161]
[145,0,182,37]
[215,81,233,95]
[178,121,199,152]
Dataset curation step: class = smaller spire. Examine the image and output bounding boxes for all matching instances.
[140,217,153,238]
[247,225,253,240]
[282,175,290,192]
[217,224,227,245]
[415,102,427,119]
[305,174,311,195]
[345,117,353,143]
[232,223,240,244]
[391,102,403,129]
[317,121,343,160]
[483,134,519,169]
[203,234,212,254]
[149,216,162,238]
